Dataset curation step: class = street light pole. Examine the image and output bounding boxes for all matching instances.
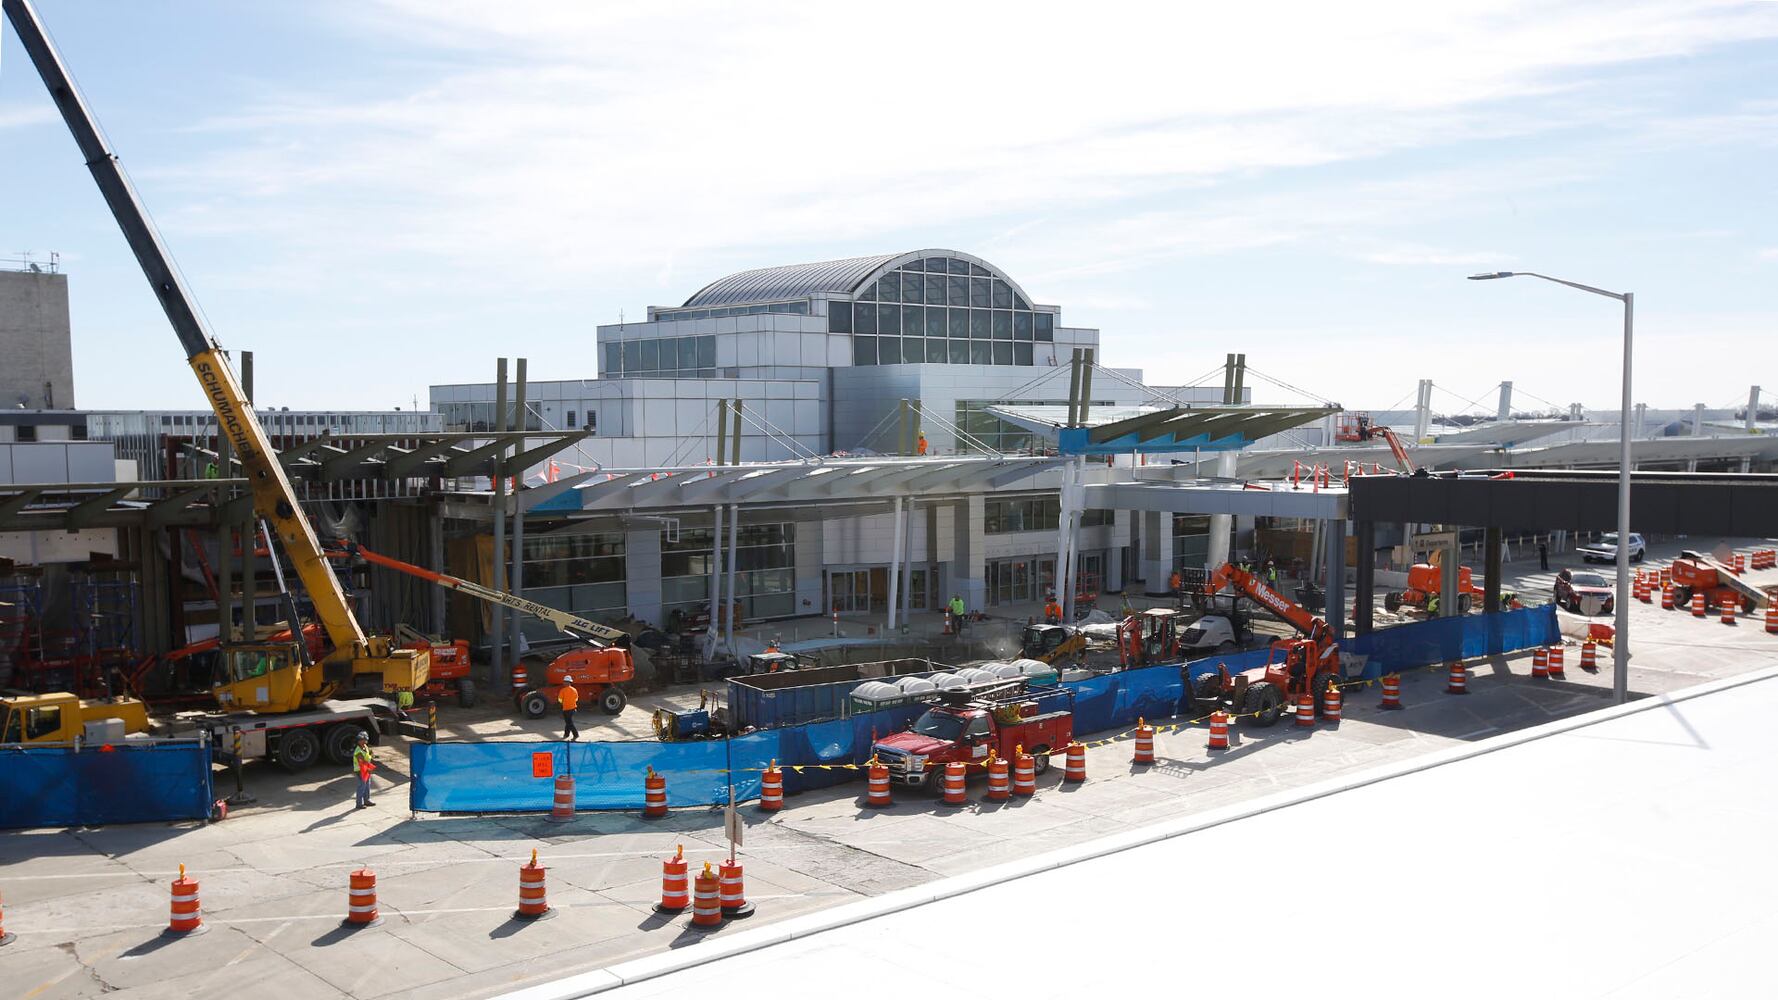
[1469,271,1633,705]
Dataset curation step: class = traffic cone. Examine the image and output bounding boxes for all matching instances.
[1692,592,1707,618]
[718,860,755,919]
[167,865,204,936]
[1580,641,1598,672]
[1661,584,1674,610]
[1766,604,1778,635]
[758,761,783,813]
[655,845,689,913]
[1548,646,1566,679]
[515,849,554,921]
[1206,711,1231,750]
[1321,682,1342,723]
[1379,674,1403,710]
[1531,647,1549,679]
[0,888,12,946]
[1722,603,1737,625]
[342,868,381,928]
[1294,694,1315,727]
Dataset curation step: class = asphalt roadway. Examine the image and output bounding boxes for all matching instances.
[3,538,1773,999]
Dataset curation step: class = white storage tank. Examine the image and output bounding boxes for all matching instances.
[929,673,968,690]
[851,681,902,705]
[895,676,938,696]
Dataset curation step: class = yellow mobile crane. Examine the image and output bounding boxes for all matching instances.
[5,0,427,714]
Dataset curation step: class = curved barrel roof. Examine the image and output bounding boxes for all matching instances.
[682,249,1035,310]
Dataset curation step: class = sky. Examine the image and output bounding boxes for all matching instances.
[2,0,1776,416]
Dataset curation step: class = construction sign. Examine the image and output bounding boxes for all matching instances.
[531,752,554,779]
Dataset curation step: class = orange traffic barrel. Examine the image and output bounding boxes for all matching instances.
[343,867,381,928]
[167,865,204,936]
[1766,604,1778,635]
[1733,553,1747,573]
[511,663,528,696]
[718,860,755,919]
[1445,661,1469,695]
[758,761,783,812]
[642,767,668,820]
[1379,674,1403,710]
[941,761,968,805]
[1661,584,1674,610]
[515,849,554,921]
[1011,746,1036,797]
[1531,646,1549,679]
[864,757,892,808]
[689,864,723,929]
[986,752,1010,801]
[1548,646,1566,679]
[1722,603,1737,626]
[548,773,575,823]
[1580,641,1598,671]
[0,887,12,946]
[656,845,689,913]
[1132,718,1155,765]
[1321,682,1342,723]
[1207,711,1231,750]
[1294,694,1315,727]
[1062,742,1087,782]
[1692,592,1707,618]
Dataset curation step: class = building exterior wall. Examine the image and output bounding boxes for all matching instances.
[0,270,76,410]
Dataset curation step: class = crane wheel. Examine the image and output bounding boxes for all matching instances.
[321,723,359,766]
[599,687,627,715]
[1243,681,1283,728]
[520,690,550,719]
[455,678,478,709]
[276,728,321,772]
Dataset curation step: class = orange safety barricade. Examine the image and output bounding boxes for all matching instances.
[1722,603,1737,626]
[1132,718,1155,764]
[168,865,202,935]
[1692,593,1707,618]
[1207,711,1231,749]
[1063,743,1086,782]
[1548,646,1566,679]
[1294,694,1315,727]
[344,868,381,927]
[642,767,668,820]
[516,849,553,921]
[942,761,969,804]
[656,845,689,912]
[1012,746,1036,797]
[1379,674,1403,710]
[986,753,1010,800]
[1321,683,1342,723]
[690,864,722,929]
[865,757,892,808]
[1580,641,1598,672]
[1445,661,1469,695]
[549,773,575,823]
[1531,646,1549,679]
[758,761,783,812]
[1766,604,1778,635]
[718,860,755,919]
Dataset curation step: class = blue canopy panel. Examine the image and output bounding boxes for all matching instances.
[989,404,1337,458]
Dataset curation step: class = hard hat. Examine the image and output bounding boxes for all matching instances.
[355,730,369,742]
[563,676,574,683]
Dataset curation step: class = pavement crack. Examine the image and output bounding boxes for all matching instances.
[58,940,119,994]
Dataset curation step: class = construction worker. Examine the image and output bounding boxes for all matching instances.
[351,731,375,808]
[1265,559,1279,588]
[558,677,580,742]
[948,593,966,634]
[1044,594,1062,624]
[1168,569,1182,594]
[916,431,929,456]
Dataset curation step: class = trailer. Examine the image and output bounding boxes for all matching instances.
[171,698,403,773]
[727,657,937,730]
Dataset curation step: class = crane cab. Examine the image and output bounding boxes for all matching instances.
[212,641,314,713]
[1118,608,1184,668]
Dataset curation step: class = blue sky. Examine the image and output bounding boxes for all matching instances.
[3,0,1775,415]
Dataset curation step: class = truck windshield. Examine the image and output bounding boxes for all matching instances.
[911,710,967,741]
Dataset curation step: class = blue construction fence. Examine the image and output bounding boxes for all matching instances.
[410,604,1558,813]
[1,740,216,830]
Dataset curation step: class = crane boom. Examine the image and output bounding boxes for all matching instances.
[5,0,423,703]
[1205,562,1331,643]
[347,545,630,646]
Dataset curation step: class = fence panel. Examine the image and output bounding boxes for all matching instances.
[1,741,214,829]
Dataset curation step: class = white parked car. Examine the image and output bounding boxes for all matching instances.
[1577,532,1645,564]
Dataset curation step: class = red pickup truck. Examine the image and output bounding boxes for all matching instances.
[871,682,1074,791]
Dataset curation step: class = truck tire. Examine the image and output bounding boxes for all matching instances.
[456,678,478,709]
[520,690,551,719]
[598,687,627,715]
[276,727,321,772]
[1242,681,1283,728]
[1383,592,1402,613]
[1457,594,1473,615]
[1670,585,1691,608]
[322,723,360,766]
[1028,745,1052,775]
